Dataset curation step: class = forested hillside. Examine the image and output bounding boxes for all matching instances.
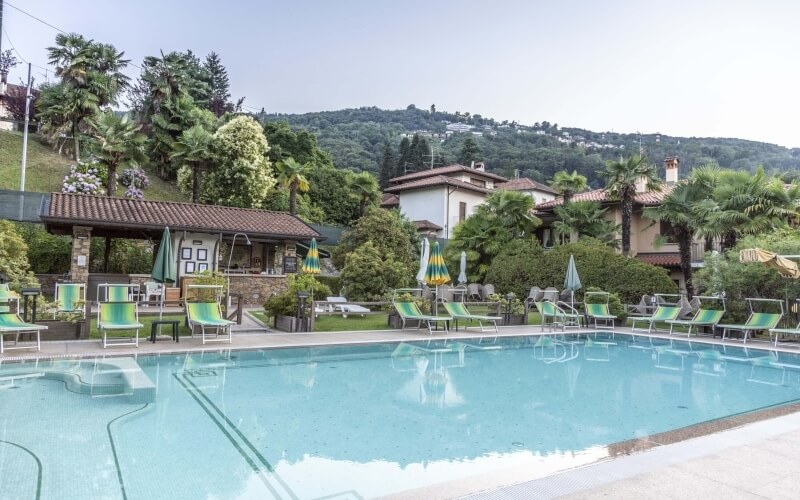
[260,105,800,187]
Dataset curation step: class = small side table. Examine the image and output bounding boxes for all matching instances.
[150,320,180,343]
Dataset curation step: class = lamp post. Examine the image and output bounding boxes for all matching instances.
[226,233,251,309]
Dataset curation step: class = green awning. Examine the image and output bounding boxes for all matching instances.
[297,241,331,259]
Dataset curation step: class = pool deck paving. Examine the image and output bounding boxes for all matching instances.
[3,322,800,499]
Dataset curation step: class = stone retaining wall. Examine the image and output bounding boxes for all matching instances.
[229,275,289,305]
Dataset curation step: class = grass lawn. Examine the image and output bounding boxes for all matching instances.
[0,130,189,202]
[250,310,393,332]
[87,313,192,340]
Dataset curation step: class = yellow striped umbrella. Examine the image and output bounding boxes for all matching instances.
[423,241,451,286]
[302,238,321,275]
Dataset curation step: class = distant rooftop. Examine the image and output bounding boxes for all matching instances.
[498,177,558,195]
[389,164,508,185]
[536,185,674,210]
[384,175,491,195]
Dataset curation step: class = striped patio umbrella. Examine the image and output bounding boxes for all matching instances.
[302,238,321,275]
[424,241,451,286]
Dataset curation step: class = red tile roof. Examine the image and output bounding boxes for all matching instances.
[636,253,681,267]
[389,164,508,184]
[384,175,491,195]
[498,177,559,195]
[536,185,674,210]
[414,219,443,230]
[380,193,400,207]
[43,193,321,239]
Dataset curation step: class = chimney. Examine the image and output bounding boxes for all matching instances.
[470,160,475,169]
[635,176,648,193]
[664,156,679,184]
[0,71,7,96]
[474,161,485,171]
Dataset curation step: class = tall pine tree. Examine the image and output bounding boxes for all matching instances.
[407,134,430,171]
[379,141,396,188]
[204,51,232,117]
[458,137,482,165]
[396,137,411,175]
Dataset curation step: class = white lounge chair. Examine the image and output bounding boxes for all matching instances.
[326,296,371,318]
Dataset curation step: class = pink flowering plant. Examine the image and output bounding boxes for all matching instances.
[119,168,150,199]
[61,160,106,195]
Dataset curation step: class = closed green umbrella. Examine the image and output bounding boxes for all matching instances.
[424,241,451,286]
[302,238,321,275]
[564,254,582,291]
[151,227,176,320]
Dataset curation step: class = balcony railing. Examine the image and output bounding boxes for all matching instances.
[691,241,723,264]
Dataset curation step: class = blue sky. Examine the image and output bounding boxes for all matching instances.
[3,0,799,147]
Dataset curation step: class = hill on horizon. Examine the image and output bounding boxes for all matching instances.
[260,106,800,187]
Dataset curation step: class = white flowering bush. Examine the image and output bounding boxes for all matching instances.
[119,168,150,200]
[61,160,106,195]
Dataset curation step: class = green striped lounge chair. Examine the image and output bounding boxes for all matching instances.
[628,306,681,333]
[585,303,617,330]
[534,300,583,332]
[186,302,235,344]
[667,309,725,337]
[54,283,85,319]
[443,302,501,333]
[98,301,144,348]
[0,311,48,354]
[770,321,800,347]
[393,302,452,334]
[106,285,132,302]
[0,288,20,312]
[720,312,782,343]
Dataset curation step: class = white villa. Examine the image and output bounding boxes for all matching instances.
[382,163,557,238]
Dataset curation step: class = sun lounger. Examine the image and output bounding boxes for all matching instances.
[770,321,800,347]
[325,296,371,317]
[443,302,501,333]
[719,298,783,343]
[186,302,235,344]
[98,301,144,348]
[534,300,583,332]
[0,311,47,354]
[667,309,725,337]
[584,291,616,330]
[53,282,85,319]
[629,305,681,333]
[394,302,452,334]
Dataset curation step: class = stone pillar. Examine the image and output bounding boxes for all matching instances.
[70,226,92,283]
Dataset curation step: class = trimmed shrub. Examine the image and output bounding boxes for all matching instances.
[485,239,678,304]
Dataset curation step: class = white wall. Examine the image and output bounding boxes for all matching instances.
[172,232,218,280]
[399,187,447,235]
[446,190,487,238]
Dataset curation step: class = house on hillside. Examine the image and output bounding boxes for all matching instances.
[497,177,558,205]
[383,162,556,239]
[535,157,702,290]
[0,81,38,132]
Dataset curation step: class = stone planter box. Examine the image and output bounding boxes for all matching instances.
[39,320,84,340]
[275,315,310,332]
[388,313,403,329]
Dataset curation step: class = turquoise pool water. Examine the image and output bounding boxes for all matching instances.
[2,334,800,499]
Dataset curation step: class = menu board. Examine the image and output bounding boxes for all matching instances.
[283,255,297,274]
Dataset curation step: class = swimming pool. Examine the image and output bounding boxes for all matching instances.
[2,333,800,499]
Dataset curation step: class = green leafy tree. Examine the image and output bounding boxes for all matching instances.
[202,116,275,207]
[305,165,361,225]
[458,137,482,165]
[333,208,418,273]
[551,170,588,204]
[347,171,380,217]
[40,33,130,160]
[261,190,325,223]
[263,121,334,167]
[0,221,34,289]
[600,155,663,256]
[340,241,411,301]
[172,124,215,203]
[408,134,430,170]
[274,158,310,216]
[444,190,540,281]
[87,111,146,196]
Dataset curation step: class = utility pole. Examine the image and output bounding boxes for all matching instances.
[20,62,31,191]
[0,0,4,55]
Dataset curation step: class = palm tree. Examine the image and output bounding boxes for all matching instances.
[644,169,716,297]
[600,155,663,256]
[551,170,588,204]
[47,33,129,160]
[479,189,541,237]
[171,125,214,203]
[275,158,310,216]
[88,111,146,196]
[553,200,618,246]
[347,171,380,217]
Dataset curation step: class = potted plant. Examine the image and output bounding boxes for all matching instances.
[489,293,526,325]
